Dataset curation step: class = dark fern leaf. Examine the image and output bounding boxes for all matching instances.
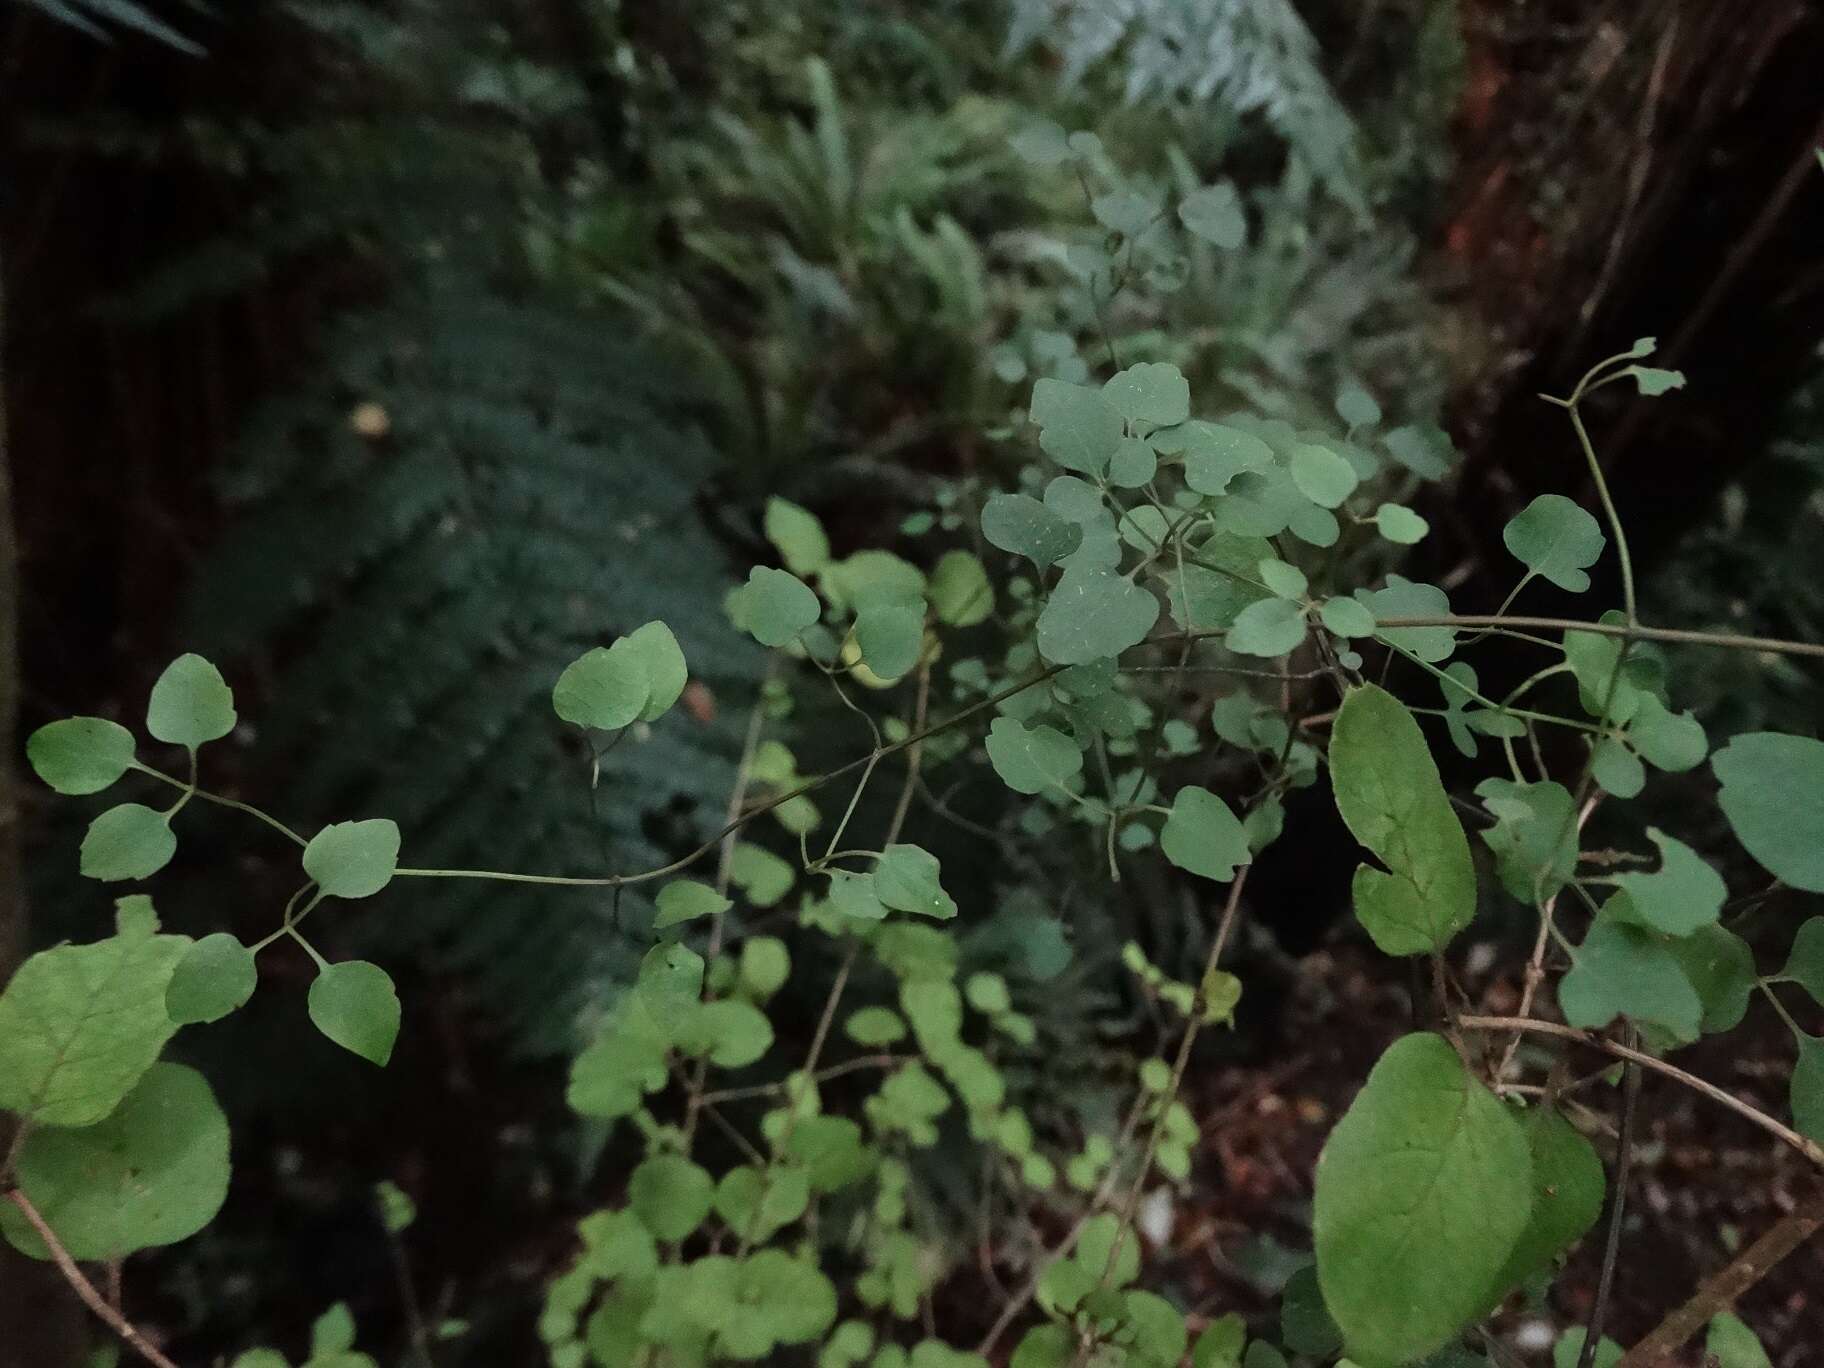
[185,290,761,1055]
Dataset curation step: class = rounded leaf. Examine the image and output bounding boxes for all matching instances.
[80,803,177,882]
[1226,597,1307,658]
[929,550,993,627]
[628,1155,714,1241]
[1037,565,1160,665]
[552,645,647,731]
[1314,1034,1532,1365]
[308,960,401,1066]
[166,933,258,1024]
[1289,443,1358,508]
[652,879,731,930]
[618,621,689,723]
[984,717,1083,796]
[1712,732,1824,892]
[1161,786,1249,883]
[740,567,822,647]
[1102,362,1189,428]
[0,1063,229,1262]
[1373,503,1429,544]
[873,844,957,920]
[855,603,924,680]
[980,493,1082,568]
[146,653,237,747]
[1503,494,1604,592]
[27,717,136,795]
[763,497,830,577]
[1031,378,1123,476]
[303,819,400,899]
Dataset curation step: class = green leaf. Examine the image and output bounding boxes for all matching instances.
[1706,1312,1773,1368]
[1158,421,1274,495]
[551,645,646,730]
[1372,503,1428,544]
[739,937,790,1000]
[1163,531,1273,630]
[313,1304,356,1355]
[1257,559,1307,600]
[929,550,994,627]
[764,497,830,577]
[740,567,822,647]
[165,933,258,1025]
[984,716,1083,796]
[1783,918,1824,1005]
[1289,443,1358,508]
[1618,365,1684,396]
[980,493,1083,568]
[628,1155,714,1241]
[1502,494,1604,592]
[1124,1289,1189,1365]
[26,717,136,795]
[1668,924,1757,1032]
[1712,732,1824,891]
[1161,786,1249,883]
[1612,829,1724,936]
[80,803,177,882]
[376,1180,416,1235]
[1382,423,1453,479]
[302,819,401,899]
[845,1006,907,1046]
[1559,918,1701,1042]
[875,844,958,920]
[1554,1330,1622,1368]
[1488,1106,1604,1299]
[1010,118,1073,165]
[308,960,402,1066]
[0,899,188,1125]
[1102,362,1189,428]
[1330,685,1478,955]
[617,621,689,723]
[1191,1314,1246,1368]
[1319,598,1375,639]
[1335,382,1382,430]
[856,604,925,680]
[1036,565,1160,665]
[653,879,731,930]
[1628,695,1707,772]
[1108,436,1158,487]
[715,1165,808,1243]
[1475,779,1577,904]
[692,998,773,1068]
[1793,1034,1824,1145]
[0,1063,229,1262]
[1313,1033,1532,1367]
[1226,597,1307,657]
[1357,576,1457,663]
[1030,378,1123,476]
[146,653,237,748]
[1178,182,1245,248]
[827,867,888,921]
[728,843,794,907]
[1281,1265,1343,1358]
[1591,738,1645,798]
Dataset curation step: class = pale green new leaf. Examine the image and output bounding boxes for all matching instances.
[740,567,822,647]
[551,645,646,730]
[1313,1033,1531,1367]
[1372,503,1428,544]
[0,898,188,1125]
[929,550,993,627]
[616,621,688,722]
[1706,1313,1773,1368]
[1330,685,1477,955]
[652,879,731,930]
[628,1155,714,1241]
[855,604,924,680]
[764,497,830,577]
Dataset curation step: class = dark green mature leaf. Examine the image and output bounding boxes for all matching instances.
[1160,787,1249,883]
[1628,695,1707,772]
[1613,829,1724,936]
[146,653,237,748]
[1280,1266,1342,1358]
[763,497,830,577]
[1475,779,1577,904]
[1783,918,1824,1006]
[980,493,1083,568]
[1488,1106,1604,1299]
[1289,443,1357,508]
[1191,1314,1246,1368]
[26,717,136,795]
[80,803,177,882]
[1792,1034,1824,1145]
[0,899,188,1125]
[166,933,259,1025]
[1670,925,1757,1032]
[1330,685,1477,955]
[1102,362,1189,428]
[308,960,402,1066]
[303,819,401,899]
[1313,1034,1531,1366]
[1226,597,1307,658]
[1559,917,1701,1042]
[1502,495,1604,592]
[856,604,924,680]
[1030,378,1123,476]
[1036,566,1160,665]
[552,645,646,730]
[1157,421,1274,496]
[1712,732,1824,892]
[1356,576,1456,663]
[0,1064,229,1262]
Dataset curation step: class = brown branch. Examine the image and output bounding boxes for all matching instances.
[1617,1187,1824,1368]
[4,1189,182,1368]
[1459,1016,1824,1167]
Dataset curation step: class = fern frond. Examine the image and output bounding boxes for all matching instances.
[185,289,762,1054]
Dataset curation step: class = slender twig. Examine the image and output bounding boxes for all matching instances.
[1459,1017,1824,1167]
[1616,1188,1824,1368]
[1577,1033,1641,1368]
[4,1188,182,1368]
[1368,615,1824,662]
[1496,794,1602,1081]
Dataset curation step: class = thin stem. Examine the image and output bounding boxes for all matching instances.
[1577,1032,1641,1368]
[4,1188,183,1368]
[1566,400,1636,625]
[130,762,307,846]
[1459,1016,1824,1167]
[1366,615,1824,662]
